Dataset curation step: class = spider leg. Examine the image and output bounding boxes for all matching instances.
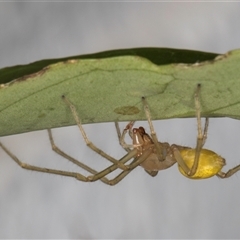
[0,141,102,183]
[115,122,129,152]
[115,121,135,152]
[172,84,209,177]
[141,97,164,161]
[114,122,124,146]
[126,121,134,139]
[0,137,138,186]
[87,147,153,182]
[47,129,112,184]
[202,118,209,147]
[62,95,127,171]
[189,83,205,176]
[172,145,191,175]
[217,164,240,178]
[108,156,145,185]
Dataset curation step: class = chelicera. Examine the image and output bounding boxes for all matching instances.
[1,84,240,185]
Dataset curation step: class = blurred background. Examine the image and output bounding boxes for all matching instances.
[1,2,240,239]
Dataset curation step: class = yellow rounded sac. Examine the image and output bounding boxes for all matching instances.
[178,149,226,179]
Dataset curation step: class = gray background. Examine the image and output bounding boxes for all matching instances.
[1,2,240,239]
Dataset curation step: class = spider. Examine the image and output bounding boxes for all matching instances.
[1,84,240,185]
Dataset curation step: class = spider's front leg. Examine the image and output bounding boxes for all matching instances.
[62,95,128,171]
[115,121,136,152]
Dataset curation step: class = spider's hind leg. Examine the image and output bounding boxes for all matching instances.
[217,164,240,178]
[189,83,209,176]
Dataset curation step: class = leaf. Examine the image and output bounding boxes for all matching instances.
[0,47,239,137]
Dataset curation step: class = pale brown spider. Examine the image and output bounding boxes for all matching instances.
[1,84,240,185]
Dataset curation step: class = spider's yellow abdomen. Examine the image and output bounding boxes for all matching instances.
[178,149,226,179]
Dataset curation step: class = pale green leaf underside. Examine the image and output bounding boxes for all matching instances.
[1,48,240,137]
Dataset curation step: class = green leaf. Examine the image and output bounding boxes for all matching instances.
[0,47,239,137]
